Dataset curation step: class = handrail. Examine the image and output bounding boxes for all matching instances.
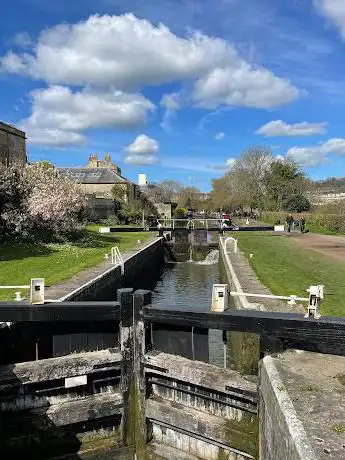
[224,237,238,254]
[111,246,124,275]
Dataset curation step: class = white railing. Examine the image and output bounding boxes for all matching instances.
[111,246,124,275]
[224,237,238,254]
[230,285,324,319]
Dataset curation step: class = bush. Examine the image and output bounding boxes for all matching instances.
[174,207,186,219]
[261,211,345,234]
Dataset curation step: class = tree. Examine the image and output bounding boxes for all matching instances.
[232,146,272,211]
[111,184,126,213]
[25,163,87,233]
[177,187,201,209]
[0,166,29,238]
[158,180,184,202]
[284,195,311,213]
[264,160,308,211]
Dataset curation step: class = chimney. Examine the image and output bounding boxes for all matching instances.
[138,173,148,186]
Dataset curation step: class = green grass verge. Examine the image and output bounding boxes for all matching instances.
[235,232,345,316]
[0,226,152,301]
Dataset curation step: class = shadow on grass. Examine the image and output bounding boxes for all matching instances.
[0,230,122,262]
[0,243,56,262]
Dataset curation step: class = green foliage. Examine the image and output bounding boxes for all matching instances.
[264,160,308,211]
[174,207,186,219]
[284,194,311,213]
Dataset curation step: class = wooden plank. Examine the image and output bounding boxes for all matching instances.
[145,351,256,401]
[46,392,123,425]
[0,302,120,322]
[142,307,345,355]
[0,349,122,387]
[146,397,257,458]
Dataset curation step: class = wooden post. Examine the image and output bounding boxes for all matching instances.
[133,290,152,458]
[118,288,151,458]
[118,288,134,447]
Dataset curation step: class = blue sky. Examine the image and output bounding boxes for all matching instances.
[1,0,345,191]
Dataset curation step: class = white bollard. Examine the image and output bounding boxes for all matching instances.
[15,292,23,302]
[105,253,109,260]
[246,218,250,225]
[249,253,254,259]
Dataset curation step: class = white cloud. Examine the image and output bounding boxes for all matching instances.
[275,155,286,162]
[215,132,225,140]
[124,134,159,165]
[19,85,154,146]
[287,138,345,166]
[160,92,181,133]
[226,157,236,169]
[10,32,33,48]
[193,66,299,109]
[314,0,345,39]
[256,120,327,137]
[25,128,86,147]
[160,92,181,110]
[1,14,300,110]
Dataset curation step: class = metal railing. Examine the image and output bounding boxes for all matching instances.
[111,246,124,275]
[224,237,238,254]
[229,285,324,319]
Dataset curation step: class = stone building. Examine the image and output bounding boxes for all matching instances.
[59,154,137,202]
[0,122,27,167]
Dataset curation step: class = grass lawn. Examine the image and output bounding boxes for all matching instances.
[235,232,345,317]
[0,226,152,301]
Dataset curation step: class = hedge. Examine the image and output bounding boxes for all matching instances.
[261,212,345,234]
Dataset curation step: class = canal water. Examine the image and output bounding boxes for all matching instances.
[151,250,224,367]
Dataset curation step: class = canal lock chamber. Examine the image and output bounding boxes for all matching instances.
[0,232,259,459]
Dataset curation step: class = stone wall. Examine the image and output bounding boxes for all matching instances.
[61,237,164,302]
[259,356,315,460]
[0,122,26,166]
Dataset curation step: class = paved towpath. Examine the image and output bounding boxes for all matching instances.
[289,231,345,263]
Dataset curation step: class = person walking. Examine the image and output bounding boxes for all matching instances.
[300,216,306,233]
[286,214,294,233]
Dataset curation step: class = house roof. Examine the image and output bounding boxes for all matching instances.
[58,168,128,184]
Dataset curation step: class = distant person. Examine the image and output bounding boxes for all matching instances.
[286,214,294,233]
[157,221,163,237]
[221,219,227,235]
[300,216,306,233]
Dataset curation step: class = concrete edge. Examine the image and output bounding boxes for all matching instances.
[261,356,316,459]
[219,236,259,310]
[58,237,163,302]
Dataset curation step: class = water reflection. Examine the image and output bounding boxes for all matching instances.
[151,255,224,367]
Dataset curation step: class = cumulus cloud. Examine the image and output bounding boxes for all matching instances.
[256,120,327,137]
[1,14,300,110]
[215,132,225,140]
[314,0,345,39]
[287,138,345,166]
[19,85,154,146]
[193,66,299,109]
[124,134,159,165]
